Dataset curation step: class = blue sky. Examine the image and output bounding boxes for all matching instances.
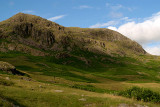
[1,0,160,55]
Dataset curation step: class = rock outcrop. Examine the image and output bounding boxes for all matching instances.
[0,61,25,75]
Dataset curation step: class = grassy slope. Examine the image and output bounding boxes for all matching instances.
[0,50,160,106]
[0,75,159,107]
[1,50,160,83]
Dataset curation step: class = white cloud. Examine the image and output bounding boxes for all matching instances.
[121,17,133,22]
[9,1,14,6]
[109,11,123,18]
[106,3,133,11]
[108,26,117,31]
[145,46,160,55]
[89,21,118,28]
[79,5,92,9]
[106,3,122,9]
[106,3,124,18]
[110,4,123,11]
[108,12,160,44]
[90,17,132,28]
[106,3,134,18]
[74,5,92,9]
[48,15,66,21]
[106,3,110,7]
[22,10,34,14]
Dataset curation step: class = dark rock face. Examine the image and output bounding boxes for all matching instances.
[13,22,55,47]
[13,22,33,38]
[0,42,48,56]
[55,52,70,59]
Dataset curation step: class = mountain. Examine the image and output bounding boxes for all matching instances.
[0,13,146,56]
[0,13,160,107]
[1,13,159,84]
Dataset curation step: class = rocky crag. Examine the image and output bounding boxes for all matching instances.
[0,13,146,57]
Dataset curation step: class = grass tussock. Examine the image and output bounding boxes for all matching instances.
[0,78,14,86]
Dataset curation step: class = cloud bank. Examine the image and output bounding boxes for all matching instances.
[108,12,160,44]
[145,46,160,55]
[108,12,160,55]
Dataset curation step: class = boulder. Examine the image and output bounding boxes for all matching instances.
[0,61,25,75]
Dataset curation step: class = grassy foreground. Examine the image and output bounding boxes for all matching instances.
[0,51,160,107]
[0,75,159,107]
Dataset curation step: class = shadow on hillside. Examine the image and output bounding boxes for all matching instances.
[0,94,26,107]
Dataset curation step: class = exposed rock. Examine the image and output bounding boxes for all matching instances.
[0,61,15,71]
[0,42,48,56]
[78,98,86,101]
[54,90,63,92]
[85,103,96,107]
[5,77,10,80]
[0,61,25,75]
[78,57,90,65]
[39,85,43,88]
[55,52,70,59]
[20,77,32,81]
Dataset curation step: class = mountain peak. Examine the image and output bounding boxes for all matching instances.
[8,12,39,22]
[7,13,55,25]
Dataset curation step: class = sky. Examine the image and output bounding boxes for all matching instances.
[1,0,160,55]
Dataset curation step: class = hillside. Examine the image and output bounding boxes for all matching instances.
[0,13,160,107]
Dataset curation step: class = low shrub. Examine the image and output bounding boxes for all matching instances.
[118,87,160,103]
